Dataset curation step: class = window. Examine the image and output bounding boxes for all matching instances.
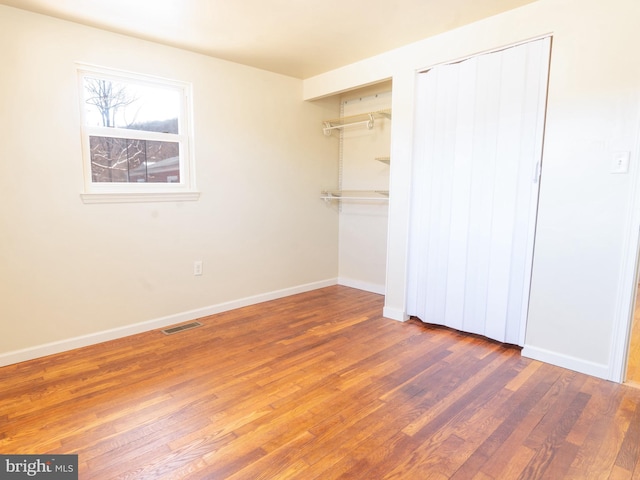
[78,65,198,203]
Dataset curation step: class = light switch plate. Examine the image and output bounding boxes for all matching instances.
[611,151,630,174]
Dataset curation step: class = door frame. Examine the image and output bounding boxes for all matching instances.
[609,119,640,382]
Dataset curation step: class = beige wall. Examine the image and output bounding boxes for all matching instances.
[304,0,640,380]
[0,5,340,361]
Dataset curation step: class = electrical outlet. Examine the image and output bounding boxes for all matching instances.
[193,260,203,276]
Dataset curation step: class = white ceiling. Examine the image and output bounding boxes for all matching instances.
[0,0,538,78]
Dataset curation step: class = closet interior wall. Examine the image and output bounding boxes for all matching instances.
[337,89,392,294]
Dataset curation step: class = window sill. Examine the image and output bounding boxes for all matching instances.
[80,191,200,204]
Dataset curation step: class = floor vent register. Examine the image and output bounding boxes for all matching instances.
[161,321,203,335]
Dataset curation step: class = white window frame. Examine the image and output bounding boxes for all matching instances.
[77,64,199,203]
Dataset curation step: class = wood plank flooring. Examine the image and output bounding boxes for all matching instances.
[1,286,639,479]
[625,289,640,385]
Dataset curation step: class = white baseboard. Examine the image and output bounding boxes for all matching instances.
[0,278,338,368]
[338,277,385,295]
[521,344,610,380]
[383,306,410,322]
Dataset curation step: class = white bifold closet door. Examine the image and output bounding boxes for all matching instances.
[406,37,551,346]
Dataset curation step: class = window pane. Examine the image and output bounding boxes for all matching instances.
[83,77,180,134]
[90,136,180,183]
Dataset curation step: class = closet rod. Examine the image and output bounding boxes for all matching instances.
[323,115,374,136]
[322,109,391,136]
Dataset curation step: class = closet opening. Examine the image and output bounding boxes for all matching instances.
[322,81,393,296]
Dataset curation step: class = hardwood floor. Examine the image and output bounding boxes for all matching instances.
[1,286,639,479]
[625,289,640,385]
